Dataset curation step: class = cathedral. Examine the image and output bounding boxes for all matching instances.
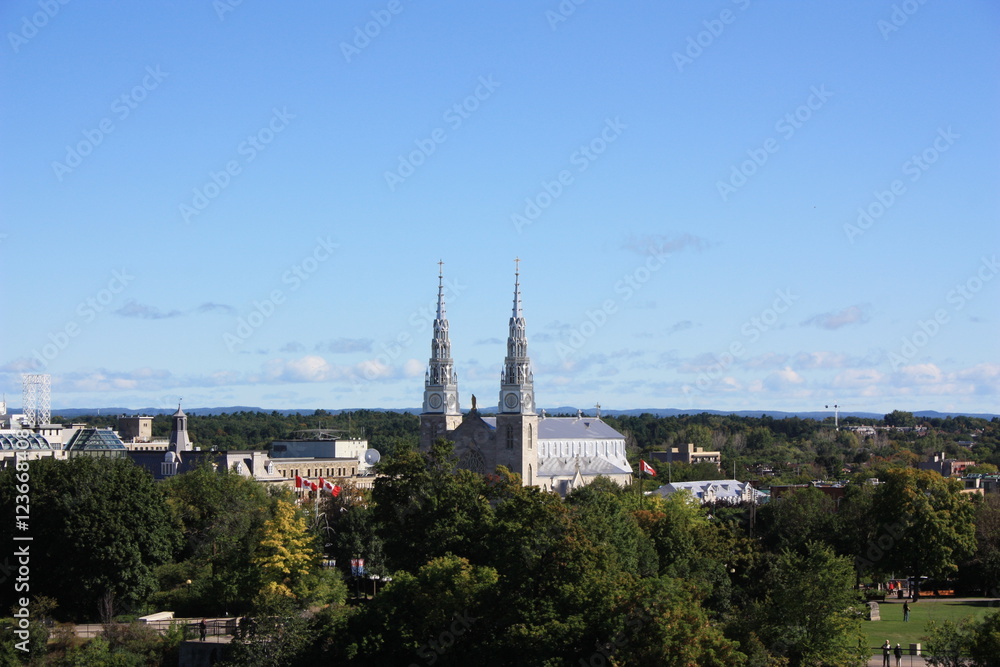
[418,262,633,495]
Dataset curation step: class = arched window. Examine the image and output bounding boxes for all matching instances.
[506,425,515,450]
[528,424,533,449]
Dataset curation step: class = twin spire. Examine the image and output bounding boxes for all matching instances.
[422,259,533,415]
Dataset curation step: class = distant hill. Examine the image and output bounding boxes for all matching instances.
[43,406,999,420]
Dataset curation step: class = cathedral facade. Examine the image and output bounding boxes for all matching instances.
[418,264,632,495]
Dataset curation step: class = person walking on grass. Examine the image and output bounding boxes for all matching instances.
[903,600,910,622]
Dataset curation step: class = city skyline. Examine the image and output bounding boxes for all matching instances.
[2,1,998,414]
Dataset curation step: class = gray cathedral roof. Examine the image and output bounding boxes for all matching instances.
[481,416,624,440]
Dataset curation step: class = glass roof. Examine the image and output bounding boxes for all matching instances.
[65,428,127,451]
[0,432,52,450]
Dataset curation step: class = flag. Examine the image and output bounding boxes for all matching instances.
[319,476,326,491]
[295,475,303,490]
[321,478,337,495]
[640,459,657,476]
[310,481,318,492]
[332,484,342,497]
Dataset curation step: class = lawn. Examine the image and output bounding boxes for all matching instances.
[861,597,1000,651]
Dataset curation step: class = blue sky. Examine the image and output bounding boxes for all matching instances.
[2,0,998,414]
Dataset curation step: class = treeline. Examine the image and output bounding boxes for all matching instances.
[3,445,999,665]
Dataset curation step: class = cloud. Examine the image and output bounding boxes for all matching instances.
[801,304,870,330]
[115,300,237,319]
[315,338,373,354]
[622,233,712,256]
[665,320,694,335]
[762,367,805,391]
[475,337,503,345]
[0,357,43,373]
[115,300,183,320]
[195,302,237,316]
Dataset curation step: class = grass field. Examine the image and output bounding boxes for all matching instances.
[861,598,1000,650]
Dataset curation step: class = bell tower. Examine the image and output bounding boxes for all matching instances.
[495,259,538,484]
[420,261,462,449]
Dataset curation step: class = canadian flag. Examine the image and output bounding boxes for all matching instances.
[640,460,657,477]
[295,475,304,490]
[309,481,319,492]
[319,476,327,491]
[332,484,342,497]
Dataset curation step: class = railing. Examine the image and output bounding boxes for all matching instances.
[72,618,240,639]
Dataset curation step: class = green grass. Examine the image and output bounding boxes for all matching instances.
[862,598,999,650]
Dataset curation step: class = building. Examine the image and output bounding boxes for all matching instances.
[118,415,154,444]
[128,406,374,490]
[650,443,722,470]
[653,479,763,504]
[418,263,632,495]
[919,452,975,477]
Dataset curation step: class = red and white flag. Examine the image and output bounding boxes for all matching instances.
[332,484,342,497]
[640,460,657,477]
[309,481,319,492]
[295,475,303,490]
[319,476,327,491]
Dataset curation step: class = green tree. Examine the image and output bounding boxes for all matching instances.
[159,462,273,615]
[371,440,492,573]
[866,468,977,589]
[0,458,179,621]
[884,410,917,427]
[737,542,867,667]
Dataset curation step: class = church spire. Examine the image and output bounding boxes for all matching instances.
[499,258,534,414]
[423,261,460,416]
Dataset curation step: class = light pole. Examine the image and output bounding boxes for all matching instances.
[826,404,841,431]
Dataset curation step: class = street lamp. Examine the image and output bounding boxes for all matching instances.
[369,574,381,597]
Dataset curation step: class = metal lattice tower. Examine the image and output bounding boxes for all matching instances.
[22,374,51,427]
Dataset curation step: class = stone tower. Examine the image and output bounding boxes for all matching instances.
[419,261,462,449]
[169,403,192,452]
[495,260,538,485]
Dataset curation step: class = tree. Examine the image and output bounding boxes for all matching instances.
[739,542,867,667]
[159,462,273,614]
[371,440,492,573]
[0,457,180,621]
[884,410,917,428]
[866,468,977,590]
[758,486,837,556]
[254,498,337,605]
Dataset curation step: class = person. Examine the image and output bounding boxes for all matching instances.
[903,601,910,622]
[882,640,891,667]
[199,618,207,641]
[894,643,902,667]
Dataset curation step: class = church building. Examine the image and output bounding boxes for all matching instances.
[419,262,633,495]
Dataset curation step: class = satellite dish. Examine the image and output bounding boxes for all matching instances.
[364,449,381,466]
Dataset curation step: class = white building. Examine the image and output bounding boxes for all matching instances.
[653,479,763,505]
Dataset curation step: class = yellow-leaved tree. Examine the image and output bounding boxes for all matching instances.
[254,499,317,598]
